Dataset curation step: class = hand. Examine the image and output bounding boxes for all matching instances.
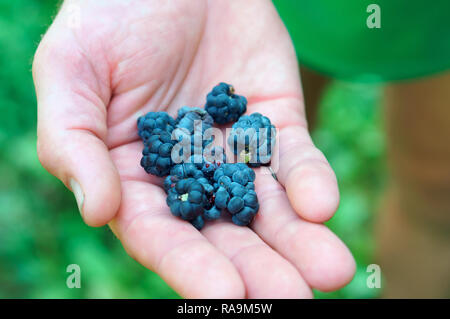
[33,0,355,298]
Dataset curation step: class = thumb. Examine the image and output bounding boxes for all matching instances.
[33,34,121,227]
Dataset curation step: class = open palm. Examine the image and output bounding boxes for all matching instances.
[33,0,355,298]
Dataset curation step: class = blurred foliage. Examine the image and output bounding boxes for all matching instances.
[0,0,178,299]
[313,81,385,298]
[0,1,385,298]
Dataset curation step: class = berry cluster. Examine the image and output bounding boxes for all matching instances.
[205,83,247,124]
[212,163,259,226]
[137,83,276,230]
[164,163,218,230]
[228,113,276,167]
[137,111,176,140]
[176,106,214,133]
[138,112,177,176]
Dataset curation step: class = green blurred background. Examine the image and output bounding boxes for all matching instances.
[0,0,385,298]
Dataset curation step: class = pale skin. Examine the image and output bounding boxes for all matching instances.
[33,0,355,298]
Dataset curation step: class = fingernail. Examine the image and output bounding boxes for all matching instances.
[70,178,84,217]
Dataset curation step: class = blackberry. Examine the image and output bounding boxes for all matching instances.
[137,111,176,143]
[212,163,259,226]
[175,106,214,133]
[140,129,175,177]
[164,163,218,229]
[164,163,204,192]
[166,177,208,223]
[137,112,178,177]
[227,113,276,167]
[205,83,247,124]
[173,107,215,163]
[165,163,215,203]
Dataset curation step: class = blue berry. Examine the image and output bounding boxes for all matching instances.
[227,113,276,167]
[190,215,205,230]
[205,83,247,124]
[137,112,178,177]
[212,163,259,226]
[228,197,244,214]
[173,107,215,163]
[175,106,214,133]
[214,187,230,209]
[204,206,221,221]
[163,163,204,192]
[170,163,204,180]
[166,177,208,222]
[137,111,176,143]
[140,129,175,177]
[232,206,256,226]
[164,163,217,225]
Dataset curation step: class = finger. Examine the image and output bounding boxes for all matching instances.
[202,221,312,299]
[249,98,340,222]
[251,170,355,292]
[33,37,121,227]
[111,180,245,299]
